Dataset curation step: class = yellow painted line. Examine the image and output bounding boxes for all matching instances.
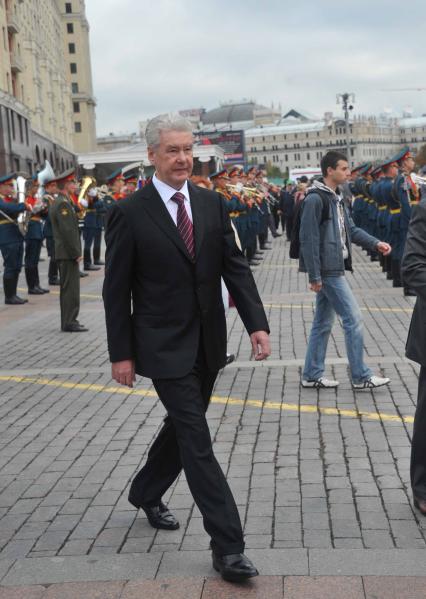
[17,288,100,300]
[263,303,413,314]
[0,375,414,425]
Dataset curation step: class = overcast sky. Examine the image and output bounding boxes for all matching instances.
[85,0,426,136]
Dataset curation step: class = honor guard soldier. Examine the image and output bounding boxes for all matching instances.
[43,176,60,285]
[123,172,138,196]
[349,164,368,229]
[50,169,88,332]
[393,147,419,295]
[0,173,31,304]
[377,157,400,284]
[370,165,386,271]
[103,169,126,210]
[24,176,50,294]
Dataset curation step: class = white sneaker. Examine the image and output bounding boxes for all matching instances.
[301,377,339,389]
[352,375,390,389]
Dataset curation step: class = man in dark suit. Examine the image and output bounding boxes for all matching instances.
[401,198,426,515]
[103,115,270,582]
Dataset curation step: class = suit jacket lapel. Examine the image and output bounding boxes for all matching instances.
[140,181,193,261]
[188,181,205,260]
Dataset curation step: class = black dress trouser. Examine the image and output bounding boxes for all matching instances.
[411,366,426,499]
[129,338,245,555]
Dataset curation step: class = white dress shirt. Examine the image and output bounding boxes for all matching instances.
[152,173,193,224]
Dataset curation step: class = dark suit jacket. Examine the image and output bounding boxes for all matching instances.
[401,201,426,366]
[50,193,81,260]
[102,181,269,379]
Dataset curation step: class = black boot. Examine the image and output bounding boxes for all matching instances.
[385,256,393,280]
[48,259,60,285]
[34,266,49,293]
[404,287,417,297]
[4,276,27,305]
[26,267,44,295]
[84,249,100,271]
[392,259,403,288]
[93,246,104,265]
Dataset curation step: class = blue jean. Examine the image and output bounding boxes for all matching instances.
[303,275,372,384]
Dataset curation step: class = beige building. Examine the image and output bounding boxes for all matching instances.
[245,112,408,172]
[0,0,96,174]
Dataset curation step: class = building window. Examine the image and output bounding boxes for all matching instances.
[74,122,82,133]
[68,43,75,54]
[65,2,72,13]
[70,63,77,74]
[67,23,74,33]
[71,82,79,93]
[73,102,80,113]
[17,115,23,143]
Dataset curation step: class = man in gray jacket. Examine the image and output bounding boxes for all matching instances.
[401,198,426,515]
[300,151,391,389]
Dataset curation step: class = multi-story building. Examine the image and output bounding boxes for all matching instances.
[245,111,404,172]
[0,0,96,175]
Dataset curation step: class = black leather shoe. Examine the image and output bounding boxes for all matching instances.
[414,496,426,515]
[128,494,179,530]
[28,287,44,295]
[5,295,28,305]
[404,288,417,297]
[79,271,89,278]
[94,260,105,265]
[49,278,60,285]
[63,323,88,332]
[212,552,259,583]
[248,260,260,266]
[37,286,50,294]
[84,264,101,271]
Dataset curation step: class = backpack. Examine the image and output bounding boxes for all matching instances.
[289,189,330,259]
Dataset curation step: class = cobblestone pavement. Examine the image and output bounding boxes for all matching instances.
[1,237,425,594]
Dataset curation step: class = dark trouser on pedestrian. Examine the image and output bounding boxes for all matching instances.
[57,259,80,330]
[128,336,245,557]
[411,366,426,507]
[24,239,49,294]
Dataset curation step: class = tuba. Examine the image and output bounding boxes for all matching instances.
[15,176,31,236]
[77,176,97,218]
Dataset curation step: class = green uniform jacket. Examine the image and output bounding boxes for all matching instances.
[50,193,81,260]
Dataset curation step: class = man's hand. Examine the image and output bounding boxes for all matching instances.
[376,242,392,256]
[76,256,83,263]
[310,281,322,293]
[250,331,271,361]
[112,359,136,388]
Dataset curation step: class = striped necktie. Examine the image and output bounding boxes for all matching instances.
[170,192,195,259]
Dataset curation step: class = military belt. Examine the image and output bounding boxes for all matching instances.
[354,194,364,199]
[0,219,12,225]
[410,201,420,206]
[30,216,42,221]
[86,209,96,213]
[390,208,401,215]
[378,206,387,211]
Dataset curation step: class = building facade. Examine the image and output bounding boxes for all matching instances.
[0,0,96,175]
[245,112,406,172]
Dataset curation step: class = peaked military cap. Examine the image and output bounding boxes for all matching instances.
[55,168,76,184]
[210,168,228,180]
[392,146,412,164]
[0,173,16,184]
[228,166,241,178]
[106,168,124,184]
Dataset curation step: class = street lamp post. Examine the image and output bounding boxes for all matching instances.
[336,93,355,165]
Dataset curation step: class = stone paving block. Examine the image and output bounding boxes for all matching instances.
[363,576,426,599]
[202,575,283,599]
[2,554,161,585]
[310,549,426,575]
[284,576,364,599]
[44,580,125,598]
[0,586,46,599]
[122,577,204,599]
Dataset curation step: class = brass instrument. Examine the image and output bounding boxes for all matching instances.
[15,176,31,236]
[77,176,97,218]
[226,183,264,199]
[36,161,56,212]
[411,173,426,186]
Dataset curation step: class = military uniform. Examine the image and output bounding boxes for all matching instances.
[0,173,28,304]
[50,170,87,332]
[25,185,50,294]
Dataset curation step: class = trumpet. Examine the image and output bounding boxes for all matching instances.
[15,176,31,236]
[411,173,426,186]
[226,183,263,199]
